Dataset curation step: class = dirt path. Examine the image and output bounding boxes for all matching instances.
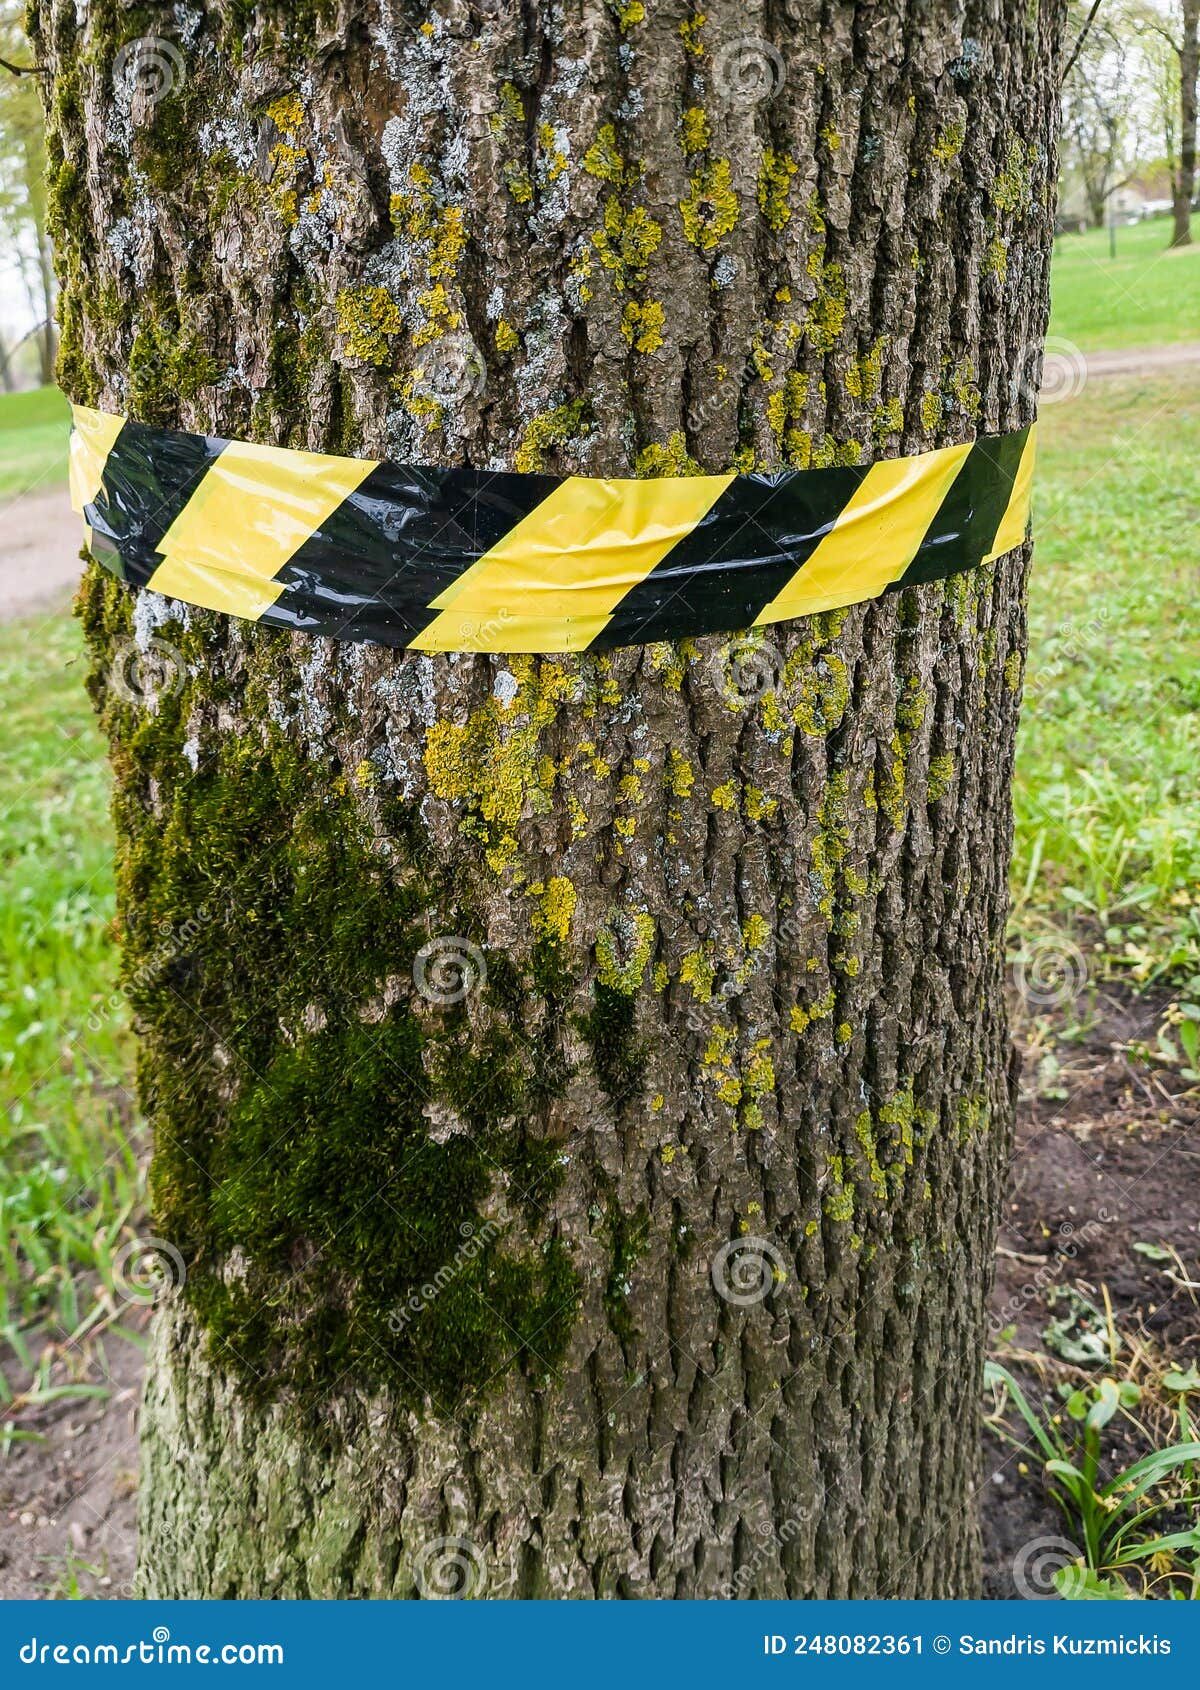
[1081,342,1200,380]
[0,486,83,620]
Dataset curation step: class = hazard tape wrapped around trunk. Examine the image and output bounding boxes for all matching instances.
[69,407,1037,657]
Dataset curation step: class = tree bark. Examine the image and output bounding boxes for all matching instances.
[1174,1,1199,248]
[36,0,1066,1598]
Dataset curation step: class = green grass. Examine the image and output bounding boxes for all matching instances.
[0,385,70,501]
[1013,371,1200,985]
[1049,214,1200,353]
[0,608,142,1361]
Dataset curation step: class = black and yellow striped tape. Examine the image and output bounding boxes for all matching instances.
[70,407,1036,655]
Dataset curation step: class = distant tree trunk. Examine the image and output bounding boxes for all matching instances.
[1174,0,1199,248]
[36,0,1066,1598]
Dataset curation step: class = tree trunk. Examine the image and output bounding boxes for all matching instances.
[36,0,1066,1598]
[1174,1,1199,248]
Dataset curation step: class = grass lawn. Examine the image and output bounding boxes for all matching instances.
[1049,214,1200,353]
[0,607,141,1372]
[0,385,71,503]
[1015,371,1200,987]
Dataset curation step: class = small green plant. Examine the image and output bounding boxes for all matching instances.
[986,1361,1200,1599]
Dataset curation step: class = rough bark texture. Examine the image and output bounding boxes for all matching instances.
[35,0,1066,1598]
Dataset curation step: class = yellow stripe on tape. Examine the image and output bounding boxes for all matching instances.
[984,426,1038,563]
[410,472,735,654]
[755,442,975,625]
[69,407,126,552]
[148,440,378,621]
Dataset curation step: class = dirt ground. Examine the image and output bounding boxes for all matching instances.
[981,987,1199,1598]
[0,488,83,620]
[2,984,1194,1601]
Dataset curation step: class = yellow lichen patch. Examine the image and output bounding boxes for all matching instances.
[662,755,695,811]
[514,400,591,474]
[744,786,777,822]
[503,162,534,204]
[266,93,304,136]
[873,397,904,441]
[621,299,665,353]
[823,1156,855,1222]
[423,659,574,873]
[537,122,569,183]
[932,119,966,164]
[845,337,887,403]
[635,433,703,477]
[531,876,577,945]
[711,780,737,811]
[927,753,955,802]
[790,989,835,1035]
[680,945,716,1002]
[742,914,769,952]
[679,13,706,54]
[609,0,645,29]
[491,81,525,133]
[596,908,656,994]
[494,320,520,353]
[334,285,402,365]
[804,256,848,352]
[745,1044,775,1106]
[413,282,461,348]
[680,106,711,156]
[920,390,944,433]
[592,200,663,291]
[583,124,627,184]
[680,159,739,251]
[757,148,797,232]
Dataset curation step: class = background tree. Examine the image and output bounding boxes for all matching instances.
[34,0,1067,1598]
[0,0,55,384]
[1061,2,1144,227]
[1131,0,1200,245]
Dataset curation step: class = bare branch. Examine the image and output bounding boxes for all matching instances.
[1063,1,1106,84]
